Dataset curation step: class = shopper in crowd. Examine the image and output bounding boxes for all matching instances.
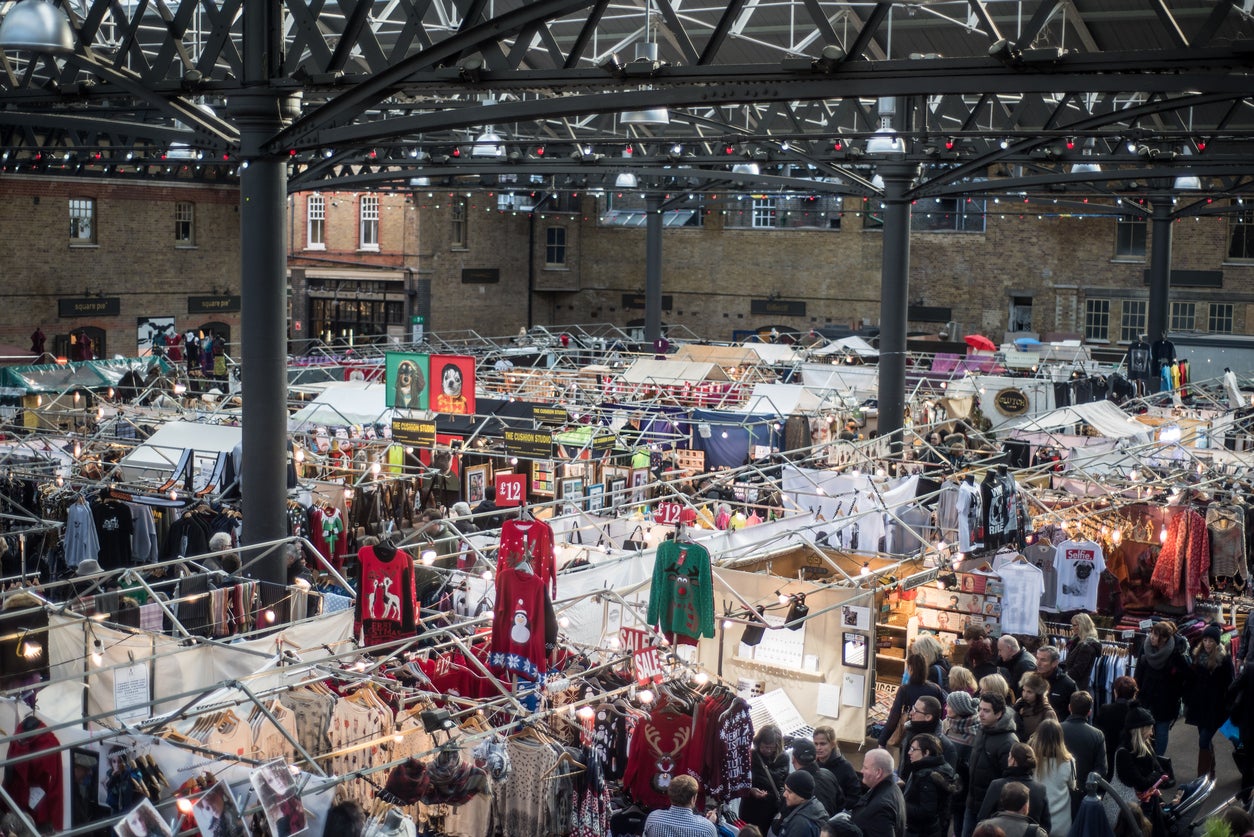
[643,774,718,837]
[791,738,844,819]
[879,654,946,749]
[1033,646,1076,720]
[1238,615,1254,675]
[1134,621,1191,756]
[944,675,981,837]
[948,666,979,698]
[814,725,863,806]
[911,634,950,690]
[963,692,1019,837]
[1215,804,1254,837]
[323,801,366,837]
[964,627,1000,681]
[977,743,1050,834]
[997,636,1036,699]
[1228,656,1254,799]
[1095,675,1139,776]
[1185,622,1233,779]
[768,771,829,837]
[979,674,1019,730]
[1060,692,1107,783]
[848,748,906,837]
[903,734,959,837]
[743,724,792,835]
[974,783,1046,837]
[1014,673,1057,740]
[899,695,956,781]
[1028,720,1075,837]
[1064,614,1103,693]
[471,485,506,531]
[1114,707,1170,795]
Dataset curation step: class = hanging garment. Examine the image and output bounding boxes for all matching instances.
[488,565,552,680]
[935,481,960,545]
[998,560,1045,635]
[1022,540,1060,611]
[63,499,100,569]
[3,719,65,830]
[956,480,983,553]
[1206,504,1247,587]
[1126,340,1152,380]
[92,498,133,569]
[128,503,158,564]
[1152,507,1211,609]
[1053,539,1107,612]
[497,519,557,597]
[354,543,420,647]
[647,540,715,642]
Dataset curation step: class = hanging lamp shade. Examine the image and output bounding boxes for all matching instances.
[731,162,760,175]
[471,129,505,158]
[0,0,74,53]
[1173,146,1201,191]
[620,42,669,125]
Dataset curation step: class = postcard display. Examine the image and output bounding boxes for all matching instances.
[872,572,1004,725]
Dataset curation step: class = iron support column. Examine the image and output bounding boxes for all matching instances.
[876,162,919,454]
[645,193,663,344]
[1147,197,1174,343]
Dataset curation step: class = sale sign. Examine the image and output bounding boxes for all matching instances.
[632,647,665,685]
[495,473,526,507]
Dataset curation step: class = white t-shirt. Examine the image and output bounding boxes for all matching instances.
[998,561,1045,634]
[1053,539,1106,612]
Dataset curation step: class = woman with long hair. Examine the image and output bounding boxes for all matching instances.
[944,665,980,837]
[741,724,791,834]
[903,734,959,837]
[1065,614,1102,693]
[964,626,999,680]
[1029,720,1076,837]
[912,634,950,689]
[878,653,946,749]
[1184,623,1233,778]
[1015,672,1058,740]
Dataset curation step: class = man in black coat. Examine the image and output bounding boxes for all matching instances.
[1061,691,1108,782]
[997,636,1036,699]
[899,696,957,782]
[963,691,1019,837]
[1034,645,1078,719]
[849,748,906,837]
[792,738,844,819]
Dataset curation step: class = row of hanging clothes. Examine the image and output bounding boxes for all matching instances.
[1044,624,1134,708]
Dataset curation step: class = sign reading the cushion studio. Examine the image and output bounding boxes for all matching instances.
[391,418,436,447]
[532,405,568,424]
[504,428,553,459]
[188,295,241,314]
[59,297,120,317]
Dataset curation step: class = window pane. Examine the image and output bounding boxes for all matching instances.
[1209,303,1234,334]
[360,194,379,247]
[1230,210,1254,260]
[1084,299,1110,341]
[1120,300,1147,343]
[545,227,566,265]
[69,198,95,242]
[174,201,194,244]
[751,197,777,228]
[1170,302,1196,332]
[1116,218,1147,257]
[308,194,325,247]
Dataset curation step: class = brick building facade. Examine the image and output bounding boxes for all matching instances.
[0,174,241,359]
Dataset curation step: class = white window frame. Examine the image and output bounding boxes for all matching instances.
[359,194,379,250]
[1084,298,1110,341]
[307,193,326,250]
[69,198,95,244]
[1170,301,1196,332]
[751,197,777,228]
[174,201,195,246]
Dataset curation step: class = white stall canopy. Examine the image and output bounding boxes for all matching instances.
[119,420,241,481]
[288,380,393,430]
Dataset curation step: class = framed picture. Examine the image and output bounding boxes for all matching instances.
[465,463,490,505]
[530,460,555,497]
[586,483,606,513]
[840,605,871,631]
[842,633,868,669]
[192,780,246,837]
[608,477,628,512]
[250,759,310,837]
[561,461,589,480]
[629,468,649,504]
[560,477,584,504]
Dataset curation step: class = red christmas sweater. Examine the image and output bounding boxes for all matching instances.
[621,704,701,809]
[496,519,557,597]
[354,544,419,647]
[489,566,549,679]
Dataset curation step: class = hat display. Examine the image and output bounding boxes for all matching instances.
[790,738,817,764]
[76,558,103,576]
[785,769,816,799]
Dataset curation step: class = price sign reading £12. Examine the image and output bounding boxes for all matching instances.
[495,473,526,507]
[632,647,665,685]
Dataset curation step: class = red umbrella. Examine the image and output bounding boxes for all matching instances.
[964,334,996,352]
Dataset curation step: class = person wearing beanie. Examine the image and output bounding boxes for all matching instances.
[1184,622,1233,778]
[848,748,906,837]
[768,770,828,837]
[642,774,717,837]
[791,738,844,818]
[1114,706,1170,795]
[944,690,981,837]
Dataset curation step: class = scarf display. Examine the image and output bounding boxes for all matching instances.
[1150,507,1210,607]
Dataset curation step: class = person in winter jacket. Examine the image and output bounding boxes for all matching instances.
[1013,673,1058,740]
[903,734,959,837]
[1060,692,1107,784]
[1134,621,1191,756]
[879,654,946,749]
[1033,646,1077,720]
[964,627,1000,681]
[769,771,829,837]
[912,635,951,690]
[814,725,863,808]
[742,724,792,834]
[963,691,1020,837]
[792,738,845,819]
[1027,720,1076,837]
[974,783,1047,837]
[1113,707,1170,795]
[1095,676,1138,776]
[944,686,980,837]
[1227,663,1254,800]
[977,743,1051,834]
[899,695,957,782]
[1064,614,1103,693]
[997,636,1036,700]
[1184,622,1233,779]
[849,748,906,837]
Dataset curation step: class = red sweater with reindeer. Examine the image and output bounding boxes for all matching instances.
[354,544,419,647]
[622,704,701,808]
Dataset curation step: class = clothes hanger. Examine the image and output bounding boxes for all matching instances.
[540,750,586,780]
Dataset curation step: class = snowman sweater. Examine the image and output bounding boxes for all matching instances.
[489,566,550,679]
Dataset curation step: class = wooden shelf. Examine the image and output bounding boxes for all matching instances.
[875,653,905,663]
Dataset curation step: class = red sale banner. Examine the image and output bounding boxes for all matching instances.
[632,647,665,685]
[495,473,526,507]
[620,627,649,654]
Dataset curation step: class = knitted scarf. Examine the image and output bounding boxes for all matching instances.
[1150,508,1210,604]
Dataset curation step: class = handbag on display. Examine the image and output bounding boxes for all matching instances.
[622,525,648,551]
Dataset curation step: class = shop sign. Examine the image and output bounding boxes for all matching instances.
[591,432,617,456]
[620,627,650,653]
[621,294,674,311]
[391,418,436,447]
[504,428,553,459]
[750,298,807,317]
[632,647,665,685]
[532,404,568,424]
[188,295,241,314]
[655,502,683,525]
[461,268,500,284]
[993,387,1030,417]
[495,473,526,507]
[58,297,120,317]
